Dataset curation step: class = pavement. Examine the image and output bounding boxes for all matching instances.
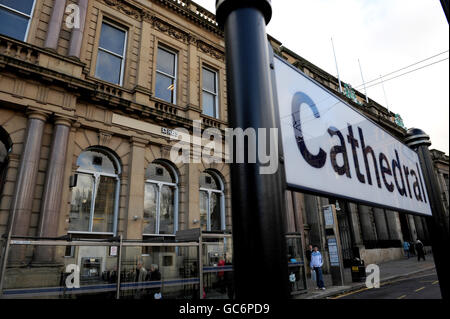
[336,268,441,299]
[295,254,436,299]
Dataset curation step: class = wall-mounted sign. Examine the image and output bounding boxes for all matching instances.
[327,238,340,266]
[274,56,432,216]
[323,206,334,227]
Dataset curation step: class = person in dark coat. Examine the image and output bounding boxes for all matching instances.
[148,264,162,299]
[415,240,426,261]
[305,245,313,264]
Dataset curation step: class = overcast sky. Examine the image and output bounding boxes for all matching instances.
[195,0,449,155]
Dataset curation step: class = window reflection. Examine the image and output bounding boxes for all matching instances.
[70,174,94,232]
[93,176,116,233]
[199,171,224,232]
[144,162,178,235]
[200,191,208,232]
[143,183,157,234]
[160,185,174,235]
[155,47,177,103]
[95,21,127,85]
[0,0,34,41]
[202,67,218,119]
[69,149,120,234]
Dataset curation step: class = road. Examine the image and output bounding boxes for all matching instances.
[333,268,441,299]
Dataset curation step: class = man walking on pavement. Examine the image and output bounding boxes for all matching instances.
[310,245,326,290]
[415,239,426,261]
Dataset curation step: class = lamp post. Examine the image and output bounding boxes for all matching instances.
[405,128,449,300]
[216,0,290,299]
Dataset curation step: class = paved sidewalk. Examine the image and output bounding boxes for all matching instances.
[296,255,436,299]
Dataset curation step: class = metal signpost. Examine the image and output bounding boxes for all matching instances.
[216,0,290,299]
[405,129,449,299]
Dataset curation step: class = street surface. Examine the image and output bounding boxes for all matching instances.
[333,268,441,299]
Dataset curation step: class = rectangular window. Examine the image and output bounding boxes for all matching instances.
[155,47,177,104]
[202,67,219,119]
[0,0,35,41]
[95,20,127,85]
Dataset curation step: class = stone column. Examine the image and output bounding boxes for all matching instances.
[358,205,377,241]
[186,164,200,230]
[347,203,363,245]
[9,111,47,263]
[125,137,147,241]
[304,194,322,247]
[373,207,389,240]
[421,216,430,243]
[407,214,418,242]
[285,191,296,233]
[44,0,67,50]
[68,0,88,58]
[34,117,71,263]
[385,210,402,241]
[414,215,425,241]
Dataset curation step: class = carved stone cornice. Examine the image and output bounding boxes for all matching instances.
[101,0,142,21]
[151,16,191,43]
[197,40,225,61]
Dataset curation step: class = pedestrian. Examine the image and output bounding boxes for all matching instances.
[134,261,148,299]
[305,244,316,284]
[148,264,162,299]
[310,245,325,290]
[403,241,410,258]
[305,244,313,264]
[415,239,426,261]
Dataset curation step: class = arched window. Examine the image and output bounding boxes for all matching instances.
[144,161,178,235]
[0,127,12,202]
[199,171,225,232]
[69,148,121,234]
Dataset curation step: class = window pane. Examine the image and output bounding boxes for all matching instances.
[99,22,126,56]
[202,68,216,93]
[210,193,222,231]
[157,48,175,76]
[95,50,122,84]
[69,174,94,232]
[146,163,174,183]
[0,141,7,162]
[77,151,117,174]
[155,73,174,103]
[0,8,29,41]
[160,185,174,234]
[202,92,216,118]
[200,191,208,231]
[143,183,158,234]
[92,176,116,233]
[0,0,34,15]
[200,172,219,190]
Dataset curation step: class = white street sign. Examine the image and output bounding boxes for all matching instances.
[274,56,432,216]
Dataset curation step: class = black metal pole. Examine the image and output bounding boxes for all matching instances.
[216,0,290,299]
[440,0,450,24]
[405,128,449,300]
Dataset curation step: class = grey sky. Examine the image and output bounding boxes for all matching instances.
[196,0,449,155]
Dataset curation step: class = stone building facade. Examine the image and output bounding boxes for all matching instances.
[0,0,447,297]
[430,149,449,231]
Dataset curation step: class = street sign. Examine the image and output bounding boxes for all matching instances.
[274,55,432,216]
